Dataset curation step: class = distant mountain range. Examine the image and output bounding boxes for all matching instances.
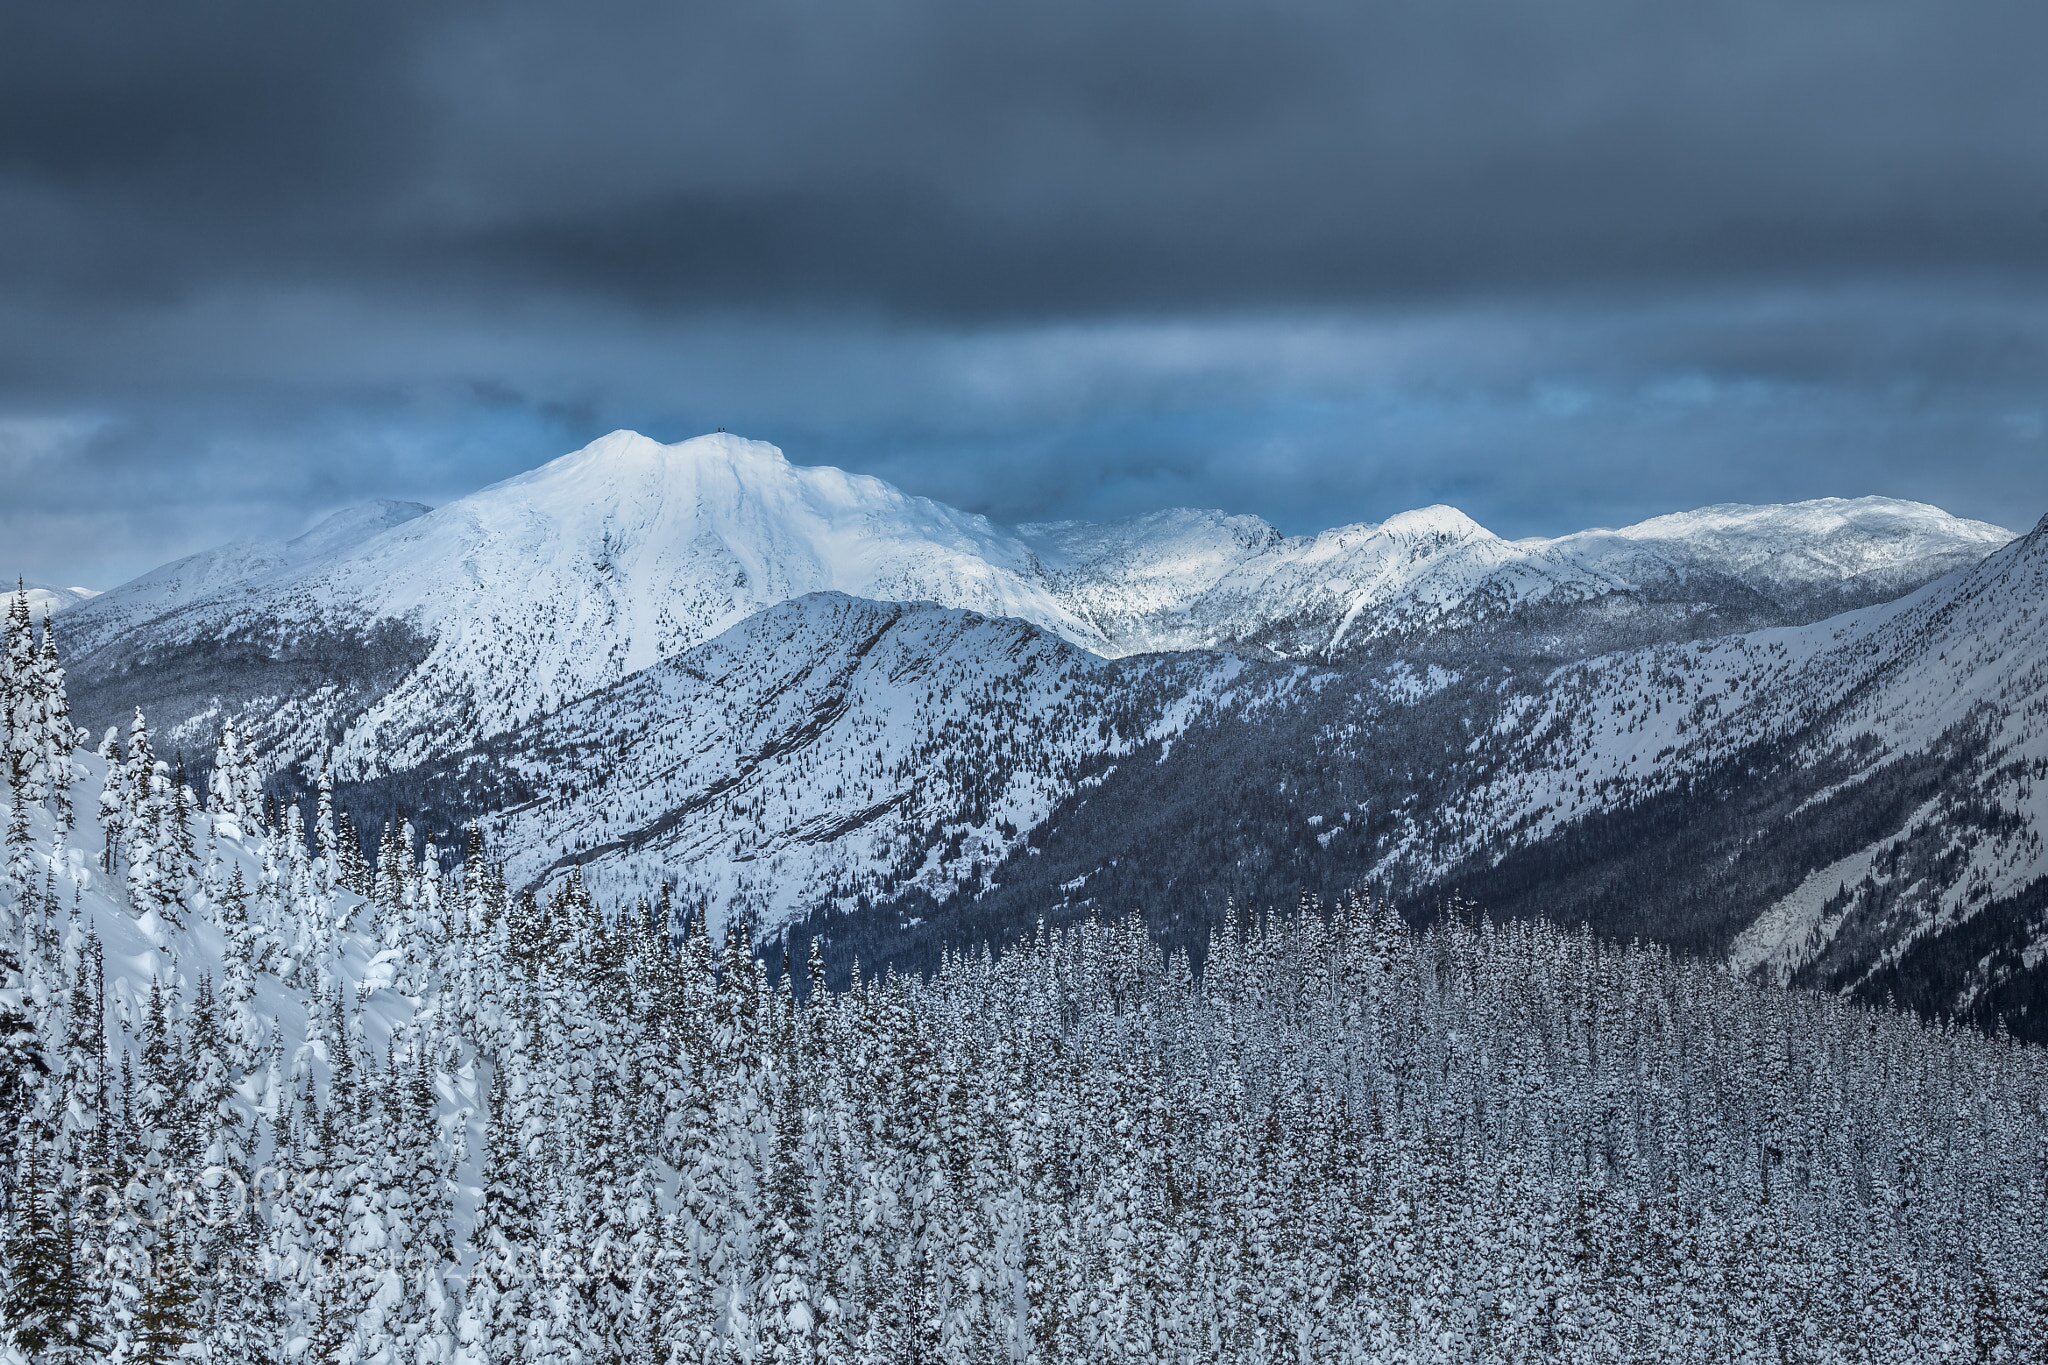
[17,580,99,618]
[39,430,2045,1036]
[55,430,2008,763]
[1024,493,2008,658]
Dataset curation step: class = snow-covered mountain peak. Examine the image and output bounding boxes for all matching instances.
[1373,504,1494,544]
[139,430,1107,771]
[554,427,790,477]
[490,427,778,500]
[463,428,1015,557]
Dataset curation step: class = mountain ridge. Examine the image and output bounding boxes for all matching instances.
[62,498,432,655]
[55,429,2015,786]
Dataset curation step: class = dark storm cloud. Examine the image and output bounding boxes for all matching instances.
[3,0,2046,583]
[10,0,2046,315]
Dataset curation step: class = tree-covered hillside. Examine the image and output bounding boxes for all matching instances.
[4,592,2047,1361]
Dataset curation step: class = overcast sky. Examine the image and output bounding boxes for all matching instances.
[5,0,2046,587]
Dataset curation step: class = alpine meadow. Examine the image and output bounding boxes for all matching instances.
[5,2,2048,1362]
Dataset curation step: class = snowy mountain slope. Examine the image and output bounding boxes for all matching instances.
[386,593,1278,938]
[4,749,457,1121]
[825,510,2046,1035]
[1,651,606,1361]
[61,499,431,655]
[1367,510,2048,1011]
[0,740,489,1287]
